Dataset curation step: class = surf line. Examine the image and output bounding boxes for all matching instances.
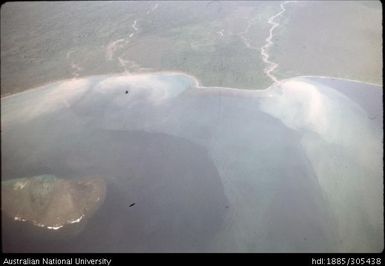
[260,1,296,84]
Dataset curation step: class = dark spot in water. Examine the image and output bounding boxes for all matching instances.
[2,129,227,252]
[225,206,229,208]
[129,203,135,207]
[125,90,128,94]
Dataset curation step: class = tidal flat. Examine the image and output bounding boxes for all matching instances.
[1,72,382,252]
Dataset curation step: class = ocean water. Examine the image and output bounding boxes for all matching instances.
[1,72,382,252]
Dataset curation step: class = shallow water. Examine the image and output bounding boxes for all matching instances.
[1,72,383,252]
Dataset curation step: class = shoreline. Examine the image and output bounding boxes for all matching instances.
[1,71,382,101]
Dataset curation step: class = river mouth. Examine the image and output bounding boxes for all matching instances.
[2,2,381,97]
[1,72,382,252]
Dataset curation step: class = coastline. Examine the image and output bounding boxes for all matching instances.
[1,70,382,102]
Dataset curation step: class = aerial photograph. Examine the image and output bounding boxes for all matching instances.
[1,0,383,255]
